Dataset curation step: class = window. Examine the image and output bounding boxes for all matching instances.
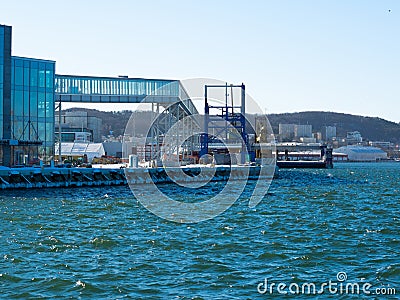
[30,91,37,117]
[14,90,23,117]
[45,70,53,88]
[39,70,45,88]
[23,67,29,86]
[46,92,53,118]
[38,92,45,117]
[30,68,38,86]
[15,66,23,85]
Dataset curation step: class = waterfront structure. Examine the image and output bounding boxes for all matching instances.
[1,24,199,167]
[1,25,55,166]
[54,75,199,165]
[334,146,387,161]
[201,84,248,164]
[322,126,336,141]
[54,141,123,163]
[55,142,105,163]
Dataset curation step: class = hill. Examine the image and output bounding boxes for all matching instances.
[62,108,400,143]
[267,111,400,143]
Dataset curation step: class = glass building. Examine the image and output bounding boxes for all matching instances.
[1,24,198,167]
[0,24,55,166]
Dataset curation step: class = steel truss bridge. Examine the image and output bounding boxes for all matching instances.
[55,75,200,163]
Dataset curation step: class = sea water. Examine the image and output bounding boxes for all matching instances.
[0,163,399,299]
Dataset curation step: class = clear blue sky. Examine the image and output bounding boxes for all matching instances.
[1,0,399,122]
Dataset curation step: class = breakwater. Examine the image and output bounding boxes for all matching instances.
[0,165,275,190]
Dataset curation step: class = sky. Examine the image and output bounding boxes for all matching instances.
[1,0,399,122]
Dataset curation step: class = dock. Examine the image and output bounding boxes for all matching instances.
[274,145,333,169]
[276,160,330,169]
[0,165,275,190]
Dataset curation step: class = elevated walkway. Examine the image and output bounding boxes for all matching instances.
[55,75,197,115]
[54,75,200,163]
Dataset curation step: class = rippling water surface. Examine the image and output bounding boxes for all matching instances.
[0,163,399,299]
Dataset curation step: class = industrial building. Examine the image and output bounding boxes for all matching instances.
[334,146,387,162]
[278,123,313,141]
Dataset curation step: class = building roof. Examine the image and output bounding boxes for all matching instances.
[334,146,386,154]
[55,142,105,158]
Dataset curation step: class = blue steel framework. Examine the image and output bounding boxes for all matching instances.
[200,84,248,164]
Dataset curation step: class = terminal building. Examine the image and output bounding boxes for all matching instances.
[1,25,55,166]
[1,24,199,167]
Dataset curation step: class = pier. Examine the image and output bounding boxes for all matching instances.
[0,165,275,190]
[274,145,333,169]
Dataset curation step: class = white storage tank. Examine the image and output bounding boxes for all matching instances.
[334,146,387,161]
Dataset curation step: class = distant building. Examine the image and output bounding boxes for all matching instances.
[279,124,296,141]
[279,123,313,141]
[102,141,123,158]
[346,131,363,144]
[314,132,323,142]
[55,111,102,142]
[55,128,92,143]
[295,124,312,139]
[322,126,336,141]
[369,141,391,149]
[334,146,387,161]
[299,137,317,143]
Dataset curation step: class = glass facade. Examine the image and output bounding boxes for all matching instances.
[10,57,55,164]
[1,24,55,166]
[55,75,197,115]
[55,75,179,97]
